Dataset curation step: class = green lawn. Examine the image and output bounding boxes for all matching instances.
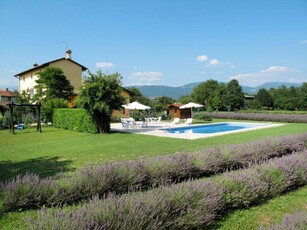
[1,121,307,182]
[0,120,307,229]
[215,185,307,230]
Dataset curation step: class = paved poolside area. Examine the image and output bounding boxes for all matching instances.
[111,121,284,140]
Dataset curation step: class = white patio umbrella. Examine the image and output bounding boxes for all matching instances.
[179,102,203,118]
[122,101,151,118]
[122,101,151,110]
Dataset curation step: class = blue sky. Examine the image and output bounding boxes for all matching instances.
[1,0,307,90]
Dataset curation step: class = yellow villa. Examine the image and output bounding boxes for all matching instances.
[14,50,87,107]
[14,50,132,116]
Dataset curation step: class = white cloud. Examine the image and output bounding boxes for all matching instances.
[260,66,290,73]
[196,55,208,62]
[230,73,254,80]
[96,62,115,69]
[130,71,162,82]
[229,66,294,86]
[300,40,307,44]
[209,59,219,66]
[288,78,305,83]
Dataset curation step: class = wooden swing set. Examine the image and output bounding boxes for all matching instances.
[8,102,42,134]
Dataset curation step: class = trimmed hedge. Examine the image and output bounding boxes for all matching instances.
[208,112,307,123]
[25,150,307,229]
[193,113,212,121]
[53,108,97,133]
[1,134,307,212]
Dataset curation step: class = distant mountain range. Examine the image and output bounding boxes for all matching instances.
[126,82,303,100]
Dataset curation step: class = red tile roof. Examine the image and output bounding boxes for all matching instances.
[169,103,184,108]
[0,90,16,97]
[14,57,87,77]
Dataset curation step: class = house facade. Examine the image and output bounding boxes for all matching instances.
[0,89,16,106]
[113,87,133,118]
[14,50,132,114]
[14,50,87,107]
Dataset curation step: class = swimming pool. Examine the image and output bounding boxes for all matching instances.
[164,122,266,134]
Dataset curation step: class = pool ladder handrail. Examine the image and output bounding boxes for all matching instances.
[164,125,172,132]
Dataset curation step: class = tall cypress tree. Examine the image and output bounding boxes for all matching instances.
[255,88,274,108]
[226,79,245,111]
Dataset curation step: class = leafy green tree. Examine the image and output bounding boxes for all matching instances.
[0,111,10,129]
[77,71,125,133]
[0,105,7,116]
[16,89,32,104]
[33,67,73,121]
[269,87,281,110]
[269,84,307,111]
[178,94,193,104]
[34,67,74,101]
[255,88,274,109]
[299,82,307,110]
[226,79,245,111]
[42,98,67,122]
[287,86,300,110]
[191,79,219,108]
[211,83,227,111]
[152,96,175,113]
[271,85,290,110]
[245,99,262,110]
[14,89,35,123]
[128,87,151,106]
[126,87,152,119]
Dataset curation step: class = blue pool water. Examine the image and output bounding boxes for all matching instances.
[164,122,264,134]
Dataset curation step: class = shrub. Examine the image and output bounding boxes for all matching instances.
[208,112,307,123]
[0,116,4,130]
[1,134,307,212]
[0,173,55,210]
[53,108,97,133]
[41,98,67,122]
[0,111,10,129]
[193,113,212,121]
[262,211,307,230]
[26,150,307,229]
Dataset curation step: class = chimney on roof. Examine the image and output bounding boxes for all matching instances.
[33,63,38,67]
[65,49,72,59]
[6,88,9,91]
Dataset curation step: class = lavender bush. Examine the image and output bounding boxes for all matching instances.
[223,152,307,208]
[260,211,307,230]
[26,150,307,229]
[208,112,307,123]
[1,133,307,212]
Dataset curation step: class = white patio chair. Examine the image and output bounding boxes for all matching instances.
[127,118,137,129]
[121,118,129,129]
[142,118,149,127]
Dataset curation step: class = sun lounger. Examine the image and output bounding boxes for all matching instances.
[172,118,180,125]
[155,117,161,124]
[185,118,193,125]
